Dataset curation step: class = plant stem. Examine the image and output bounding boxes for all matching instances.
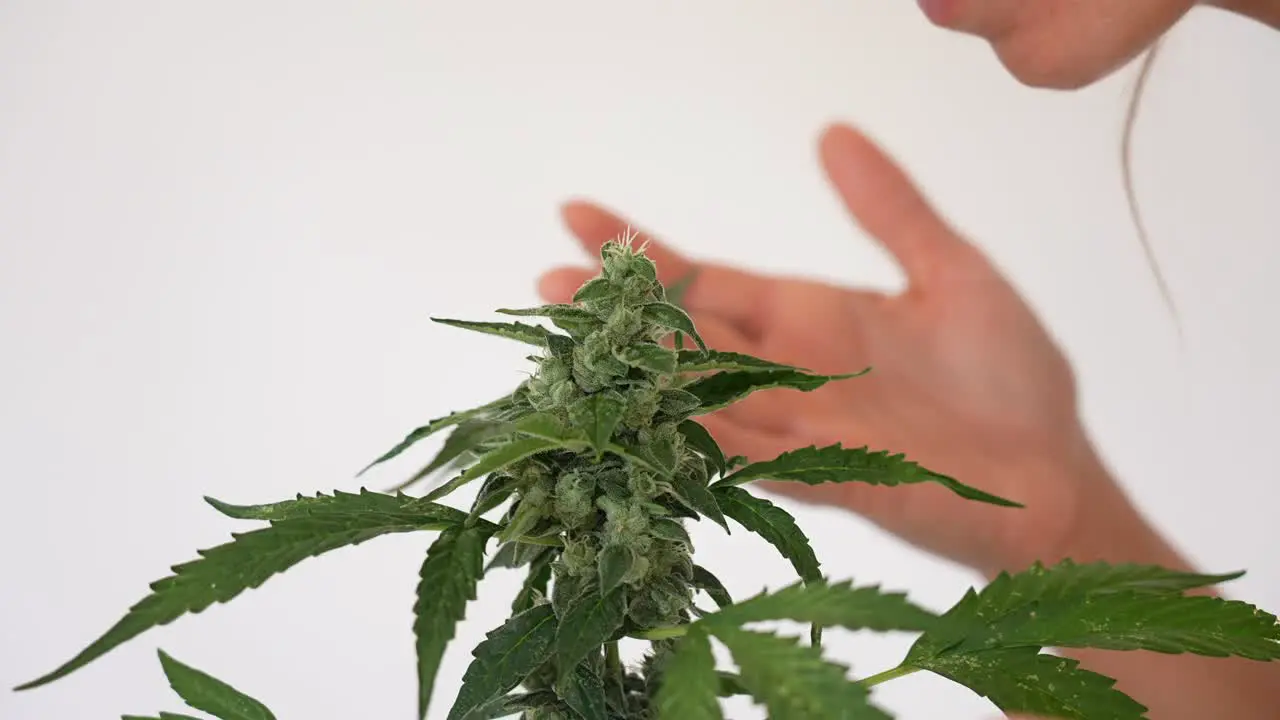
[606,641,622,675]
[605,641,626,712]
[513,534,564,547]
[629,625,689,641]
[857,664,919,688]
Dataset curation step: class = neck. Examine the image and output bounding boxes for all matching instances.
[1207,0,1280,28]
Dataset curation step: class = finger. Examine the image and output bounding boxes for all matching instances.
[818,124,969,289]
[698,413,804,466]
[538,267,595,304]
[560,200,774,335]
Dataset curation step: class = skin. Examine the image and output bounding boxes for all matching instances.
[538,1,1280,717]
[916,0,1280,89]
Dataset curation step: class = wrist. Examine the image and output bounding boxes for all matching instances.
[978,446,1192,581]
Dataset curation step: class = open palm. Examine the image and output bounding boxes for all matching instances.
[539,124,1110,576]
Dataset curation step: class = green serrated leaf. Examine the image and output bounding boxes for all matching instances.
[512,551,555,615]
[468,691,560,720]
[653,629,724,720]
[155,650,276,720]
[643,432,681,476]
[496,304,601,336]
[555,588,628,678]
[555,663,609,720]
[649,518,692,548]
[685,368,869,414]
[658,388,703,418]
[715,672,749,697]
[700,578,937,633]
[598,544,636,596]
[415,524,493,720]
[470,474,527,522]
[920,647,1147,720]
[17,492,477,692]
[486,541,548,571]
[569,391,627,451]
[909,560,1280,662]
[677,420,727,477]
[669,467,729,532]
[425,436,580,503]
[616,343,679,374]
[712,486,820,583]
[692,566,734,609]
[358,393,514,474]
[432,317,559,347]
[448,605,560,720]
[392,420,514,493]
[205,487,468,525]
[512,412,576,440]
[605,441,665,477]
[640,302,707,351]
[573,277,619,303]
[714,627,889,720]
[712,442,1021,507]
[675,349,807,374]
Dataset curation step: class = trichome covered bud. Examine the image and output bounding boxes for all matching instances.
[498,237,700,642]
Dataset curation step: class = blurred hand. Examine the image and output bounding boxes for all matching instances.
[538,123,1125,577]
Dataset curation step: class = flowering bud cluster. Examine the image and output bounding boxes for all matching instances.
[521,244,695,612]
[500,241,705,711]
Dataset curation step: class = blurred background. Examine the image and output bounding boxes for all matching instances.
[2,2,1277,718]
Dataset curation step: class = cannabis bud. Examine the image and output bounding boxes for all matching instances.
[15,234,1280,720]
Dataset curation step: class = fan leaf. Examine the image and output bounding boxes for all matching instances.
[713,443,1021,508]
[712,486,821,583]
[17,491,472,691]
[919,647,1148,720]
[653,628,724,720]
[702,578,937,633]
[675,350,807,374]
[431,317,559,347]
[685,369,868,414]
[714,627,889,720]
[415,524,494,719]
[155,650,276,720]
[555,588,628,678]
[448,605,560,720]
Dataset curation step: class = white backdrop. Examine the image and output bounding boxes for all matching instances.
[2,3,1277,719]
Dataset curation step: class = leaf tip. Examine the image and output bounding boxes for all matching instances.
[202,495,229,513]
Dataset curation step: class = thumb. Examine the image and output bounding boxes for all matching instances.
[818,123,970,288]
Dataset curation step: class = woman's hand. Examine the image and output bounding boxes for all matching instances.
[538,123,1125,578]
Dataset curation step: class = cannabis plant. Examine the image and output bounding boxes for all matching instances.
[15,236,1280,719]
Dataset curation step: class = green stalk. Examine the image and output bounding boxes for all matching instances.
[629,625,689,641]
[605,641,627,713]
[857,664,920,688]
